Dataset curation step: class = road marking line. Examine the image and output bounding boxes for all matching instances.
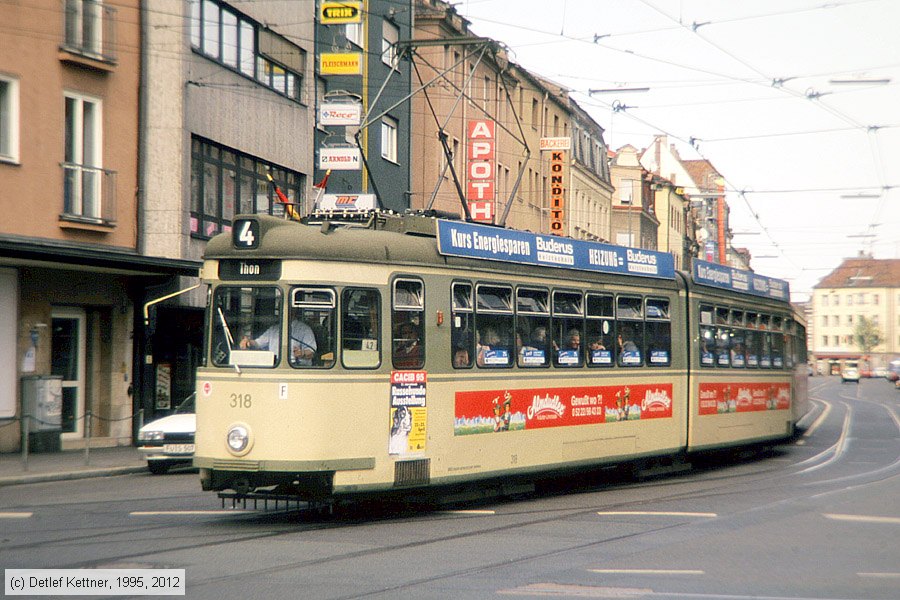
[858,572,900,579]
[588,569,704,575]
[0,512,33,518]
[824,513,900,525]
[130,510,256,516]
[437,509,496,515]
[597,511,717,518]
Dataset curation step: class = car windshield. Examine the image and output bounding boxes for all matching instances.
[174,393,195,414]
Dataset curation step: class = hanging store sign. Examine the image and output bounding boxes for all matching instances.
[320,53,362,75]
[549,150,566,233]
[540,137,571,151]
[320,1,362,24]
[466,119,495,223]
[319,147,362,170]
[318,102,362,126]
[318,193,377,210]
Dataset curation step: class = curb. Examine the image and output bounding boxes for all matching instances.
[0,465,148,487]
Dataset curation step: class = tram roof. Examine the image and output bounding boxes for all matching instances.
[204,211,683,286]
[205,211,791,305]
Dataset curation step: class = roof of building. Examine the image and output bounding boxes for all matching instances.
[814,256,900,289]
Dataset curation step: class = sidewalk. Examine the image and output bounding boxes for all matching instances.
[0,446,148,487]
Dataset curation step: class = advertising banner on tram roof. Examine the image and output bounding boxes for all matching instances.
[692,259,790,301]
[436,220,676,279]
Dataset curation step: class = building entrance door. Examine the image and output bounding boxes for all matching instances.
[52,308,86,439]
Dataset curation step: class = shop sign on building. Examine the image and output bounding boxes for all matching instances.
[466,119,495,223]
[320,53,362,75]
[318,102,362,126]
[319,147,362,170]
[320,1,361,24]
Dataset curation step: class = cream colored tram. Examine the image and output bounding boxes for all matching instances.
[194,212,804,499]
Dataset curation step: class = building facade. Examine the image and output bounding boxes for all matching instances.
[0,0,196,452]
[314,0,413,211]
[138,0,317,421]
[810,256,900,373]
[609,145,659,250]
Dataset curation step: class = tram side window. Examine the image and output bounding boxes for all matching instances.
[516,288,550,367]
[783,319,795,369]
[645,298,671,366]
[475,284,513,368]
[699,304,715,367]
[553,291,583,367]
[745,311,760,368]
[715,307,731,367]
[586,293,614,367]
[392,279,425,370]
[289,288,335,368]
[616,296,643,367]
[451,282,474,368]
[341,288,381,369]
[759,314,773,368]
[771,316,785,368]
[212,286,283,368]
[730,310,745,368]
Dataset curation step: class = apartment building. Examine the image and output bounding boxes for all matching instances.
[609,145,659,250]
[811,256,900,373]
[0,0,197,452]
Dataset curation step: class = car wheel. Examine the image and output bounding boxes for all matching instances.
[148,461,170,475]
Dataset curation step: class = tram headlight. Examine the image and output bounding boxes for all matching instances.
[225,424,251,455]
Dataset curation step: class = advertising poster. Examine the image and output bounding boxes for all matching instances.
[454,383,673,436]
[155,363,172,410]
[698,382,791,415]
[390,371,427,454]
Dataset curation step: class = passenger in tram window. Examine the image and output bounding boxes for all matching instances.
[477,327,507,366]
[453,346,471,368]
[555,328,581,366]
[393,322,422,368]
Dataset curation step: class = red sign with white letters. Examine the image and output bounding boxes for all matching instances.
[467,119,495,222]
[698,382,790,415]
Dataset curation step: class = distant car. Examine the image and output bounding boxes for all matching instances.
[841,367,860,383]
[873,367,888,378]
[137,394,196,474]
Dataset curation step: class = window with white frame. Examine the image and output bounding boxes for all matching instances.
[620,179,634,205]
[382,19,399,68]
[0,76,19,163]
[381,116,398,162]
[64,0,104,57]
[345,22,363,47]
[63,93,102,220]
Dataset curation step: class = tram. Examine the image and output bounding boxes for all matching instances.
[193,210,809,499]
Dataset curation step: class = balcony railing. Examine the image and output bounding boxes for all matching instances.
[61,0,117,63]
[62,162,116,225]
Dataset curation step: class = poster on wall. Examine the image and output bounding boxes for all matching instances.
[155,363,172,410]
[389,371,427,455]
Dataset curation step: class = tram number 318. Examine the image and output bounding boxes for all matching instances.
[230,393,252,408]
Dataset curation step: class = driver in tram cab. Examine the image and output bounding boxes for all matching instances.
[239,317,317,366]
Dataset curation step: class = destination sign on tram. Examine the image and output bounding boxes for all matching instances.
[692,259,789,301]
[436,220,675,279]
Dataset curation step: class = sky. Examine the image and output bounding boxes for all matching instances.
[454,0,900,302]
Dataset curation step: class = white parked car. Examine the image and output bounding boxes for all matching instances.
[841,367,860,384]
[137,394,196,474]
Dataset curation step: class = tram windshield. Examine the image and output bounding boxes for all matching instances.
[212,286,283,368]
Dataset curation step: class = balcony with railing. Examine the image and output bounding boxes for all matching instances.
[61,162,116,228]
[59,0,118,68]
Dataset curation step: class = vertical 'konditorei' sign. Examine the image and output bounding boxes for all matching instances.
[549,150,566,233]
